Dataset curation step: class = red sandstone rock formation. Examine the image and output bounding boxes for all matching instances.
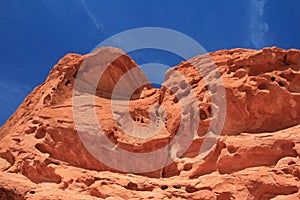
[0,47,300,199]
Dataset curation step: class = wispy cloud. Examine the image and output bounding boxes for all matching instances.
[249,0,269,49]
[0,81,29,94]
[81,0,104,32]
[0,81,30,124]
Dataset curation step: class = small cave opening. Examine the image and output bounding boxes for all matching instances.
[173,185,181,189]
[161,185,168,190]
[278,81,285,87]
[271,76,276,82]
[65,80,71,86]
[29,191,36,194]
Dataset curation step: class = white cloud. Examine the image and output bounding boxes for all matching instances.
[81,0,104,32]
[249,0,269,49]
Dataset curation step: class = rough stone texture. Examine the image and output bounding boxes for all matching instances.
[0,47,300,199]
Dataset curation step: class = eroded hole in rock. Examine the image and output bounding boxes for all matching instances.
[29,191,35,194]
[161,185,168,190]
[288,160,296,165]
[173,97,179,104]
[65,80,71,86]
[227,145,237,154]
[25,126,37,134]
[12,138,21,143]
[271,77,276,82]
[162,162,180,178]
[191,77,200,86]
[32,120,40,125]
[233,69,247,79]
[35,127,46,139]
[0,150,15,165]
[35,143,48,154]
[43,94,52,105]
[183,163,193,171]
[200,109,208,120]
[282,168,293,175]
[107,132,118,145]
[125,182,138,190]
[73,71,78,78]
[227,65,244,74]
[278,81,285,87]
[173,185,181,189]
[192,84,198,89]
[185,185,198,193]
[45,158,60,166]
[257,83,268,90]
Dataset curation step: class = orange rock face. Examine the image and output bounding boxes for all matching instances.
[1,47,300,199]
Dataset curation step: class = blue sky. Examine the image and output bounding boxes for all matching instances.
[0,0,300,125]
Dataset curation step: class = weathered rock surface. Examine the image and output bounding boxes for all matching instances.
[0,47,300,199]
